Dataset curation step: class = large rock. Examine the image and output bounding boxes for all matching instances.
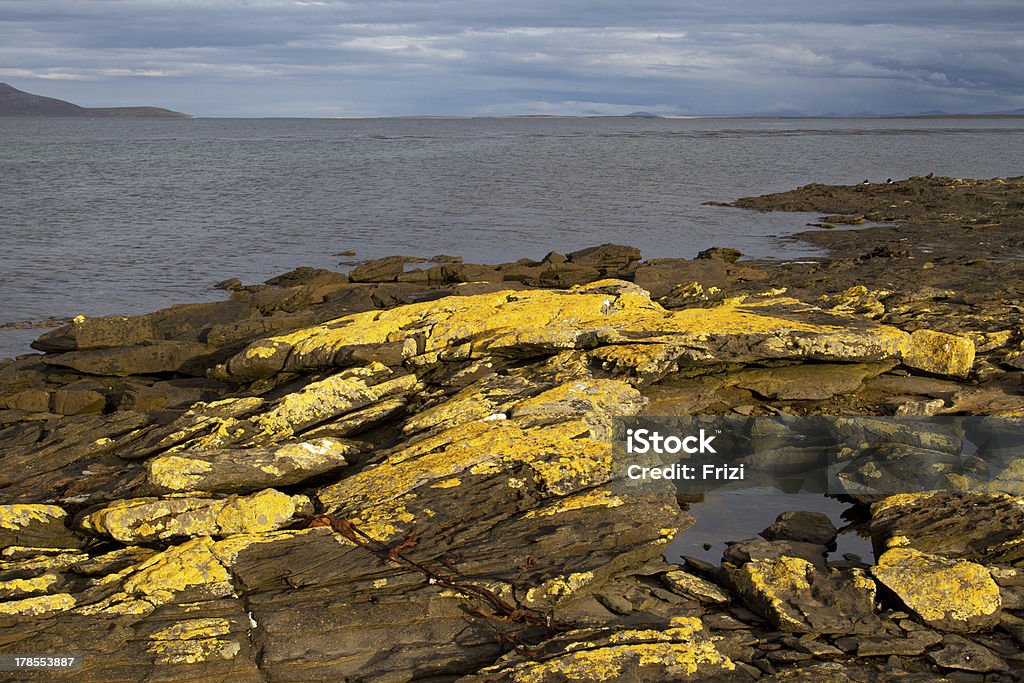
[41,341,219,377]
[0,505,81,550]
[633,258,729,299]
[902,329,975,378]
[347,255,408,282]
[80,489,312,543]
[871,547,1001,632]
[468,618,738,682]
[144,438,361,495]
[213,281,915,381]
[870,493,1024,565]
[566,243,642,274]
[727,556,880,634]
[32,300,255,352]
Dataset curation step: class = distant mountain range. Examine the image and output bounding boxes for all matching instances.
[0,83,190,118]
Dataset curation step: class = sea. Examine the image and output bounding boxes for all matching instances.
[3,115,1021,561]
[2,116,1023,358]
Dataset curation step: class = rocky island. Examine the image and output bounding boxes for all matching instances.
[0,83,190,118]
[1,176,1023,681]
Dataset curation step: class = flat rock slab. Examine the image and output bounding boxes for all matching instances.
[871,548,1002,632]
[214,280,917,382]
[870,493,1024,565]
[144,438,360,495]
[80,490,312,543]
[0,505,81,550]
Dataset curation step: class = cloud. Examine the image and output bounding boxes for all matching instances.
[0,0,1021,115]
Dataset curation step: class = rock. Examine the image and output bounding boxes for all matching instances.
[633,258,729,299]
[723,539,828,568]
[526,263,602,288]
[347,255,407,282]
[566,243,642,274]
[49,388,106,415]
[32,300,256,352]
[697,247,742,264]
[902,329,975,378]
[41,341,220,377]
[871,548,1001,632]
[144,438,361,494]
[760,511,837,547]
[113,378,228,412]
[818,286,892,319]
[214,277,244,291]
[870,493,1024,565]
[80,489,312,542]
[727,362,892,401]
[0,572,64,600]
[469,618,737,682]
[0,388,50,412]
[214,281,914,382]
[0,505,81,550]
[928,635,1008,672]
[856,630,943,657]
[264,266,348,288]
[728,556,880,634]
[662,570,731,605]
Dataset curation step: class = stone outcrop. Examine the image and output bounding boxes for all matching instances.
[4,175,1024,680]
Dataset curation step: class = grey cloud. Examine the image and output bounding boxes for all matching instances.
[0,0,1021,115]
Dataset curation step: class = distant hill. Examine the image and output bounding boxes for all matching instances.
[0,82,190,118]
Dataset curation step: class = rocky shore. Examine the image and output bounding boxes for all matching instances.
[2,175,1024,681]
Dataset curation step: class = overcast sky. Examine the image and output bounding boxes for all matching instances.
[1,0,1022,117]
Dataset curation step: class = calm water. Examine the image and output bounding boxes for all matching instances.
[2,116,1023,357]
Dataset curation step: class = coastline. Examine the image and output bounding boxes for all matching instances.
[2,176,1024,679]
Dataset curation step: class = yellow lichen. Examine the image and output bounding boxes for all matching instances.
[220,280,912,379]
[0,593,76,616]
[76,537,234,616]
[150,617,232,640]
[430,478,461,489]
[523,490,623,518]
[526,571,594,606]
[492,618,733,682]
[147,635,240,665]
[0,550,87,572]
[731,557,814,631]
[0,573,60,597]
[0,504,65,530]
[82,490,307,542]
[872,547,1001,629]
[146,456,214,492]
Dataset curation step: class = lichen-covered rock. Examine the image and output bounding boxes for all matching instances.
[215,280,914,381]
[728,556,880,634]
[662,570,730,605]
[144,438,360,494]
[871,547,1001,632]
[467,618,738,682]
[80,490,312,543]
[725,362,891,400]
[870,493,1024,565]
[902,329,975,378]
[0,504,81,550]
[0,573,63,600]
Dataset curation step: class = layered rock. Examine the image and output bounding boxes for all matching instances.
[3,175,1024,680]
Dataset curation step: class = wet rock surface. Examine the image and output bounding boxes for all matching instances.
[2,179,1024,680]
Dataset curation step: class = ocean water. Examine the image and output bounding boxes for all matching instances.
[1,116,1023,358]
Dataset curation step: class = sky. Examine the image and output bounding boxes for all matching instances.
[1,0,1022,117]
